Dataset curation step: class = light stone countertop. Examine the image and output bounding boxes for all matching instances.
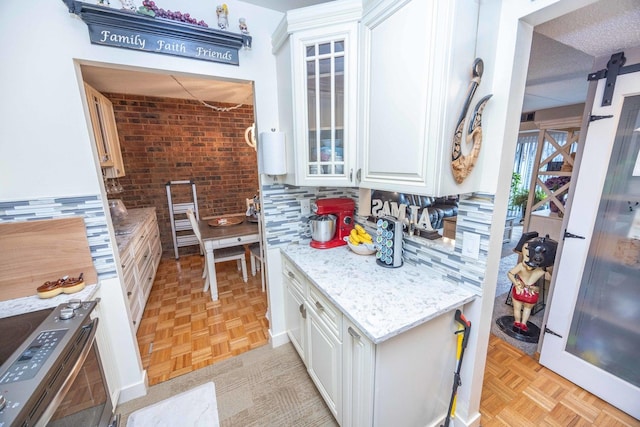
[114,207,156,253]
[0,284,99,319]
[0,208,154,319]
[281,243,477,344]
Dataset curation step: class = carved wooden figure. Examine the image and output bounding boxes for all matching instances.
[451,58,492,184]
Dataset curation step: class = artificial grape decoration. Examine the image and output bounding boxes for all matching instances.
[139,0,209,27]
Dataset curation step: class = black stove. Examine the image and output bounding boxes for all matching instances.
[0,300,118,427]
[0,308,54,366]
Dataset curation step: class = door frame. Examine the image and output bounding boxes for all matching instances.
[463,1,605,425]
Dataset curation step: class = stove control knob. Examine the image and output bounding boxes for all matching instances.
[67,299,82,310]
[59,308,75,320]
[0,394,6,412]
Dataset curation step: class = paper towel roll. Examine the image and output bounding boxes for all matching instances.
[260,131,286,175]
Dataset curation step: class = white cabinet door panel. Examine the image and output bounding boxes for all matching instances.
[307,310,342,420]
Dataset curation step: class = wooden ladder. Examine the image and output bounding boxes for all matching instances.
[166,180,200,259]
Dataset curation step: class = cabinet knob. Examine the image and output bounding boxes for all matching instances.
[237,237,242,242]
[288,271,295,279]
[299,303,306,319]
[348,326,361,340]
[127,291,132,297]
[315,301,324,311]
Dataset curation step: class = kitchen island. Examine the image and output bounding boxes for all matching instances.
[281,243,477,427]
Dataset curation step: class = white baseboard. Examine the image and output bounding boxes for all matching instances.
[269,328,290,348]
[117,370,148,404]
[431,409,481,427]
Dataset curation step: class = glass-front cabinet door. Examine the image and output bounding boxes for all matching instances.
[306,40,345,177]
[291,22,358,186]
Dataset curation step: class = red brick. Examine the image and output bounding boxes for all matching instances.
[106,93,258,257]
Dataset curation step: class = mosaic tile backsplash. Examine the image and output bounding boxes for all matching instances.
[0,188,496,294]
[261,184,494,291]
[0,196,117,280]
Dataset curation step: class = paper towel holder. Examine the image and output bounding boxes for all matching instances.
[260,129,287,176]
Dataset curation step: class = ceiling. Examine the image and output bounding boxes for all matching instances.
[81,0,640,113]
[525,0,640,112]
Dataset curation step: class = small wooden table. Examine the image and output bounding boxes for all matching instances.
[198,219,260,301]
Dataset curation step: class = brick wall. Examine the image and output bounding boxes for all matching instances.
[106,93,258,257]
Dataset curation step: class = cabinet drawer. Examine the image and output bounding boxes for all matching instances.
[139,255,156,301]
[120,246,134,273]
[123,263,136,294]
[144,215,158,239]
[129,292,143,331]
[132,230,149,256]
[218,234,256,246]
[308,285,341,339]
[282,259,306,295]
[151,237,162,268]
[135,243,153,273]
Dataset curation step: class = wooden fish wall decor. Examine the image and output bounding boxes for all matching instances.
[451,58,492,184]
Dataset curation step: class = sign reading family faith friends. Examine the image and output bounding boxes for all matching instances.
[88,24,239,65]
[63,0,247,66]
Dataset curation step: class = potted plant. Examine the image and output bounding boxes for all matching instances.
[543,175,571,212]
[509,172,522,210]
[512,187,546,220]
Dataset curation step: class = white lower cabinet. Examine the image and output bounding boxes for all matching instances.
[283,257,342,423]
[283,256,460,427]
[283,261,306,359]
[342,320,374,427]
[307,290,342,420]
[117,209,162,331]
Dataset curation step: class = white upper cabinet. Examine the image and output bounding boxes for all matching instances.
[273,0,361,187]
[84,83,126,178]
[358,0,481,196]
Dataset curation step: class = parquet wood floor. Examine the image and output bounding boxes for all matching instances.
[480,335,638,426]
[136,253,269,386]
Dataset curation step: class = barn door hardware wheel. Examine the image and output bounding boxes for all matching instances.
[563,231,585,240]
[587,52,640,106]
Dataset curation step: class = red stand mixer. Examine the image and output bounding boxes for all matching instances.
[310,198,355,249]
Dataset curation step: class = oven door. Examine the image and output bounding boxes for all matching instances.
[35,318,118,427]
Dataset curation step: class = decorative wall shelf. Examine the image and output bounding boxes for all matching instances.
[62,0,251,65]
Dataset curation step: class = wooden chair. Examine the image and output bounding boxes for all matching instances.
[186,209,247,296]
[246,199,265,292]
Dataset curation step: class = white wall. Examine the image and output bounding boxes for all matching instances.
[0,0,283,201]
[0,0,284,403]
[457,0,601,426]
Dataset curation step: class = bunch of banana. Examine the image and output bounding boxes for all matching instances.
[349,224,373,246]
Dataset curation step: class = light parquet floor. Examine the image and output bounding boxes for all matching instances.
[136,253,269,386]
[480,335,638,426]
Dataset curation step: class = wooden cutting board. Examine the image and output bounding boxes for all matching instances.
[0,217,98,301]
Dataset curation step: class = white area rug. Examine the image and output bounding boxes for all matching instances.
[127,382,219,427]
